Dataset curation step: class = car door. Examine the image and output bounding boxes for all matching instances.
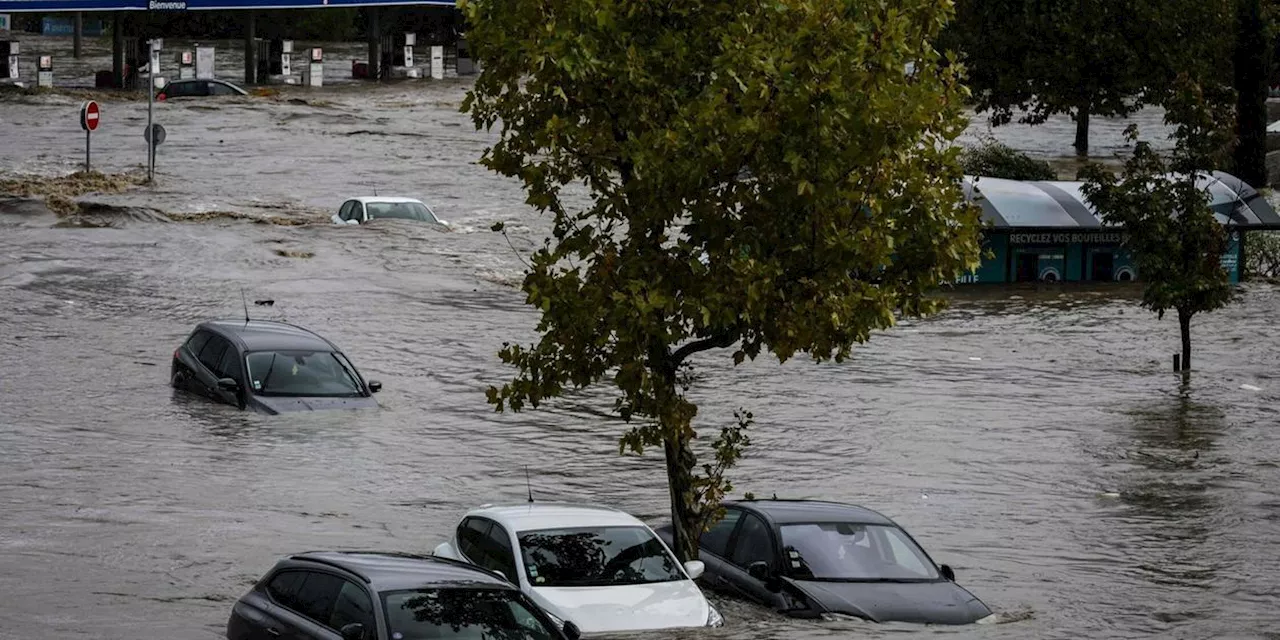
[264,570,352,639]
[174,329,213,393]
[723,512,783,606]
[216,343,247,408]
[695,507,744,592]
[193,333,231,400]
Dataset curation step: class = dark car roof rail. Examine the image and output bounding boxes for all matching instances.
[289,553,373,583]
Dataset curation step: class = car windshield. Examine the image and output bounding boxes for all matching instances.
[518,525,684,587]
[244,350,363,397]
[365,201,439,223]
[382,588,557,640]
[780,523,940,581]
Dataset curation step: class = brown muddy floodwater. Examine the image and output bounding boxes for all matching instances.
[2,50,1279,640]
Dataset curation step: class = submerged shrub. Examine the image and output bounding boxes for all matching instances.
[961,138,1058,181]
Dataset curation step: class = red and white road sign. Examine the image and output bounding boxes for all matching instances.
[80,100,100,132]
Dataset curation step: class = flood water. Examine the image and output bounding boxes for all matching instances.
[2,38,1279,640]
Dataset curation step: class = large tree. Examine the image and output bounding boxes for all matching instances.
[463,0,983,560]
[1230,0,1274,188]
[947,0,1231,156]
[1081,80,1236,372]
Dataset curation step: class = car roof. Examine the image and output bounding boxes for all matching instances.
[352,197,426,205]
[167,78,244,89]
[466,502,646,533]
[199,319,338,353]
[287,551,514,592]
[729,499,896,526]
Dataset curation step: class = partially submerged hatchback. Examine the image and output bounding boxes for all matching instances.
[227,550,579,640]
[332,197,449,227]
[171,319,381,414]
[657,499,993,625]
[433,503,723,635]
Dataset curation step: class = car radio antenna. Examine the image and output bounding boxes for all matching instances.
[240,288,250,324]
[526,466,534,503]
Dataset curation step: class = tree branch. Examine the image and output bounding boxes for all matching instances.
[671,331,738,368]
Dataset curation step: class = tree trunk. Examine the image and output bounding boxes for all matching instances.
[1232,0,1269,188]
[1074,105,1090,157]
[1178,308,1192,371]
[663,435,700,562]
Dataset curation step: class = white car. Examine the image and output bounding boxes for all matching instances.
[432,503,724,635]
[331,196,449,226]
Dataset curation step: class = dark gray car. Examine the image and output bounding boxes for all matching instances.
[657,499,993,625]
[227,551,582,640]
[171,319,381,414]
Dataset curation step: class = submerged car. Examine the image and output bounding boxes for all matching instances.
[332,197,449,227]
[171,319,381,414]
[227,550,580,640]
[432,503,723,635]
[156,78,248,100]
[657,499,993,625]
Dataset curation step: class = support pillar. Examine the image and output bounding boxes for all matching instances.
[243,11,257,85]
[112,11,124,88]
[73,12,83,59]
[367,7,381,81]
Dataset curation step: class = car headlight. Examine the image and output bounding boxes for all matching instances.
[706,604,724,627]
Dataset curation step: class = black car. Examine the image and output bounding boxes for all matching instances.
[156,78,249,100]
[227,551,582,640]
[658,499,993,625]
[171,319,381,414]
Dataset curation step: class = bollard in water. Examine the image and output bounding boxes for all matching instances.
[1173,354,1181,371]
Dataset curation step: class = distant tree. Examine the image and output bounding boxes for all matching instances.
[1081,80,1237,372]
[946,0,1232,156]
[462,0,983,560]
[960,137,1058,180]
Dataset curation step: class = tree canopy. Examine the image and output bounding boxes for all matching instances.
[945,0,1232,155]
[463,0,983,559]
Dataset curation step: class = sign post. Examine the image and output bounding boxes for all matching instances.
[79,100,100,173]
[146,38,160,182]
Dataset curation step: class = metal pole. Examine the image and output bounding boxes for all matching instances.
[85,130,91,173]
[73,12,83,59]
[147,41,154,183]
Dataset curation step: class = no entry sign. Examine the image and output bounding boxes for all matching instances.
[80,100,100,132]
[79,100,99,172]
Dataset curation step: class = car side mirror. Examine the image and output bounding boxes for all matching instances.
[561,620,581,640]
[683,559,705,580]
[339,622,366,640]
[940,564,955,581]
[368,380,382,393]
[217,377,239,392]
[747,560,771,581]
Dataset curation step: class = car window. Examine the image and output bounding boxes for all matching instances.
[244,350,362,397]
[779,523,940,580]
[217,345,242,381]
[185,330,212,357]
[292,571,344,625]
[338,201,354,221]
[701,508,743,557]
[383,588,557,640]
[209,82,239,96]
[484,522,519,582]
[351,202,365,222]
[266,570,306,610]
[518,526,684,587]
[197,335,229,373]
[164,81,191,97]
[329,579,374,631]
[729,513,774,569]
[365,201,436,223]
[458,517,491,560]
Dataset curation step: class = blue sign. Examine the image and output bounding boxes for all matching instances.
[0,0,453,10]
